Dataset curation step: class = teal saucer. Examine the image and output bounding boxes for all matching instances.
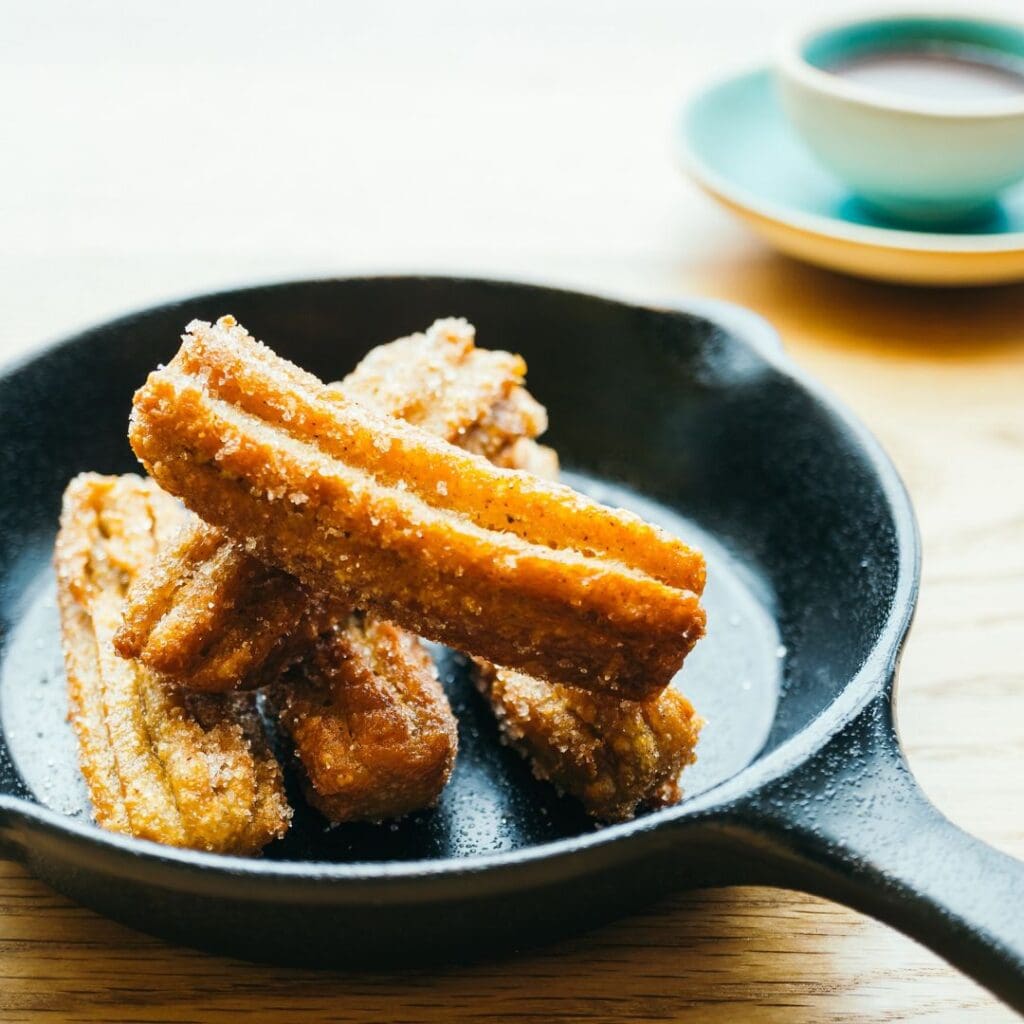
[678,68,1024,285]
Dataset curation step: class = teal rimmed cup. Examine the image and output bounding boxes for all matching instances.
[777,14,1024,225]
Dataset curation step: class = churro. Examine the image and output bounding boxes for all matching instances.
[115,320,551,822]
[271,616,458,823]
[475,664,701,821]
[332,317,547,457]
[473,441,703,820]
[129,316,706,699]
[116,319,551,692]
[54,474,290,852]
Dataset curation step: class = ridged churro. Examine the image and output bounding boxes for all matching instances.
[128,316,706,699]
[115,319,551,692]
[474,442,703,821]
[271,616,458,823]
[114,517,314,691]
[475,664,702,822]
[115,320,550,822]
[331,317,547,456]
[55,474,291,852]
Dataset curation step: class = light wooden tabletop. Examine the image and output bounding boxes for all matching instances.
[2,2,1022,1021]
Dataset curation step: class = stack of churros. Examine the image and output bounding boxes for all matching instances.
[54,315,707,855]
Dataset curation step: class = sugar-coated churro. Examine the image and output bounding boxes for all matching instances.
[55,474,291,852]
[114,319,551,822]
[473,440,703,821]
[271,616,458,823]
[332,317,547,458]
[129,316,706,699]
[475,663,702,822]
[114,516,315,691]
[115,319,550,692]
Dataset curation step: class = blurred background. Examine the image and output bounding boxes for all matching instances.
[0,0,882,354]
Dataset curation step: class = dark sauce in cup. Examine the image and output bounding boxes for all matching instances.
[831,46,1024,103]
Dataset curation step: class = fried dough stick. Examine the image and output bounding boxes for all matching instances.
[55,474,291,852]
[271,617,458,822]
[474,446,703,821]
[116,320,545,822]
[112,319,538,821]
[115,319,551,692]
[128,316,707,699]
[475,666,701,822]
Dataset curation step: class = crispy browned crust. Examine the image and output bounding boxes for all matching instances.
[272,617,458,823]
[474,439,702,821]
[475,663,702,822]
[54,473,291,853]
[115,318,547,692]
[128,316,706,699]
[334,317,544,450]
[115,517,313,691]
[114,319,549,823]
[459,387,549,461]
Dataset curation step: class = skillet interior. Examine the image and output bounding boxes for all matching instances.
[0,277,901,864]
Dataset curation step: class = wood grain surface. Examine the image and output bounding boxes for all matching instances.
[1,2,1022,1021]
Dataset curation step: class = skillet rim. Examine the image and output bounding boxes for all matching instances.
[0,274,921,884]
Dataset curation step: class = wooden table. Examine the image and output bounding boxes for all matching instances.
[1,2,1021,1020]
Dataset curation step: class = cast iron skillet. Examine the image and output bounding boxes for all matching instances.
[0,277,1021,1008]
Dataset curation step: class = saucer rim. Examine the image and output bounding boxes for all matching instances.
[678,66,1024,257]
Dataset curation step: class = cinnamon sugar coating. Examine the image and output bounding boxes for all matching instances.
[476,663,702,822]
[54,474,290,853]
[116,318,551,692]
[128,316,706,700]
[272,617,457,823]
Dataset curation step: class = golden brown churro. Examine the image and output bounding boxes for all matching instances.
[54,474,290,852]
[475,664,702,822]
[115,319,551,692]
[128,316,706,700]
[271,617,458,823]
[114,517,313,691]
[333,317,547,457]
[115,319,548,822]
[473,441,702,821]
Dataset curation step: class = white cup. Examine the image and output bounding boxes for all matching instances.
[776,13,1024,225]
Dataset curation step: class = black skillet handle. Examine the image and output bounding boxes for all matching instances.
[730,688,1024,1012]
